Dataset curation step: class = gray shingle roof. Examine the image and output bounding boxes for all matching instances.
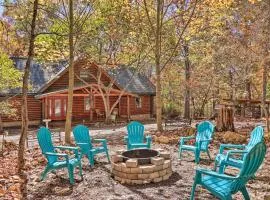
[2,58,155,96]
[107,67,156,95]
[0,57,66,94]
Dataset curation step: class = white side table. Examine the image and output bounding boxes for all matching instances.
[43,119,51,128]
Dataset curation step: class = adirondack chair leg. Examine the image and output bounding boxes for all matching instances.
[105,149,110,163]
[78,162,83,179]
[68,165,75,184]
[178,147,182,159]
[206,150,211,160]
[40,165,50,181]
[240,186,250,200]
[224,195,233,200]
[213,160,218,171]
[190,182,197,200]
[88,152,95,167]
[218,163,226,174]
[127,143,131,150]
[195,156,200,164]
[195,150,200,164]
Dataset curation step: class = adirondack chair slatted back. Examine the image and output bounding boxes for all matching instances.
[196,121,215,150]
[127,121,145,143]
[246,126,264,150]
[73,125,92,152]
[231,142,266,193]
[37,127,57,164]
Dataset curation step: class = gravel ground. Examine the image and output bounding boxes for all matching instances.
[25,131,270,200]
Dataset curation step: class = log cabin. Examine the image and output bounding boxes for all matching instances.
[0,57,156,128]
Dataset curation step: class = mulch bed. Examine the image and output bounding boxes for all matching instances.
[1,124,270,200]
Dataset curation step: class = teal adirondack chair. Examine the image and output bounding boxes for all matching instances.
[124,121,152,150]
[73,125,110,166]
[37,127,82,184]
[214,126,264,173]
[179,121,215,163]
[190,141,266,200]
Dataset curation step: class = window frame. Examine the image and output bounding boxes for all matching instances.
[135,96,142,108]
[84,96,91,112]
[79,69,89,79]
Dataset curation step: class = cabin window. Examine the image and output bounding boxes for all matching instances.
[135,97,142,108]
[84,97,91,111]
[54,99,61,117]
[80,69,89,79]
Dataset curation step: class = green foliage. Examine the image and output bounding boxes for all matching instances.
[0,51,21,117]
[0,51,22,91]
[0,101,18,118]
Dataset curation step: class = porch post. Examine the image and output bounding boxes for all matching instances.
[127,95,130,120]
[44,97,48,119]
[90,91,93,121]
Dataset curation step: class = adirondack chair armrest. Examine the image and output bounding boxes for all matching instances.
[55,146,80,158]
[55,146,79,151]
[196,168,236,180]
[219,144,245,154]
[198,139,212,142]
[76,142,90,153]
[180,136,195,145]
[77,142,88,145]
[225,150,248,161]
[44,152,69,163]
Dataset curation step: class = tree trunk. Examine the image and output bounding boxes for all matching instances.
[65,0,74,143]
[261,0,270,133]
[229,68,234,100]
[18,0,38,173]
[183,41,191,119]
[155,0,163,131]
[261,56,270,133]
[216,106,235,132]
[0,115,3,134]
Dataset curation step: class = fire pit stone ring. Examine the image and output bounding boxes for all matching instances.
[111,148,172,185]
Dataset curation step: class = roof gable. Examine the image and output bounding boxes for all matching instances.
[37,59,156,96]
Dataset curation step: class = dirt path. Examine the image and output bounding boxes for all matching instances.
[25,131,270,200]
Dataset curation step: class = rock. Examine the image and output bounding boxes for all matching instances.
[8,183,21,193]
[126,159,138,168]
[0,188,6,197]
[159,152,170,159]
[158,136,170,144]
[141,165,155,173]
[151,157,164,166]
[149,172,159,179]
[111,155,123,163]
[53,186,72,196]
[152,135,158,142]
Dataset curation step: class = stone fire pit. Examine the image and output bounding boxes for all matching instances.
[111,148,172,184]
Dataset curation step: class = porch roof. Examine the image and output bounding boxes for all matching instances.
[35,83,138,99]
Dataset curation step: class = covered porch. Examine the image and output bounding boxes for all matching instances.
[36,84,137,123]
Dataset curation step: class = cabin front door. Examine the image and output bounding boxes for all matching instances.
[47,97,67,120]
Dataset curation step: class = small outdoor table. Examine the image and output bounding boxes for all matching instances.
[43,119,51,128]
